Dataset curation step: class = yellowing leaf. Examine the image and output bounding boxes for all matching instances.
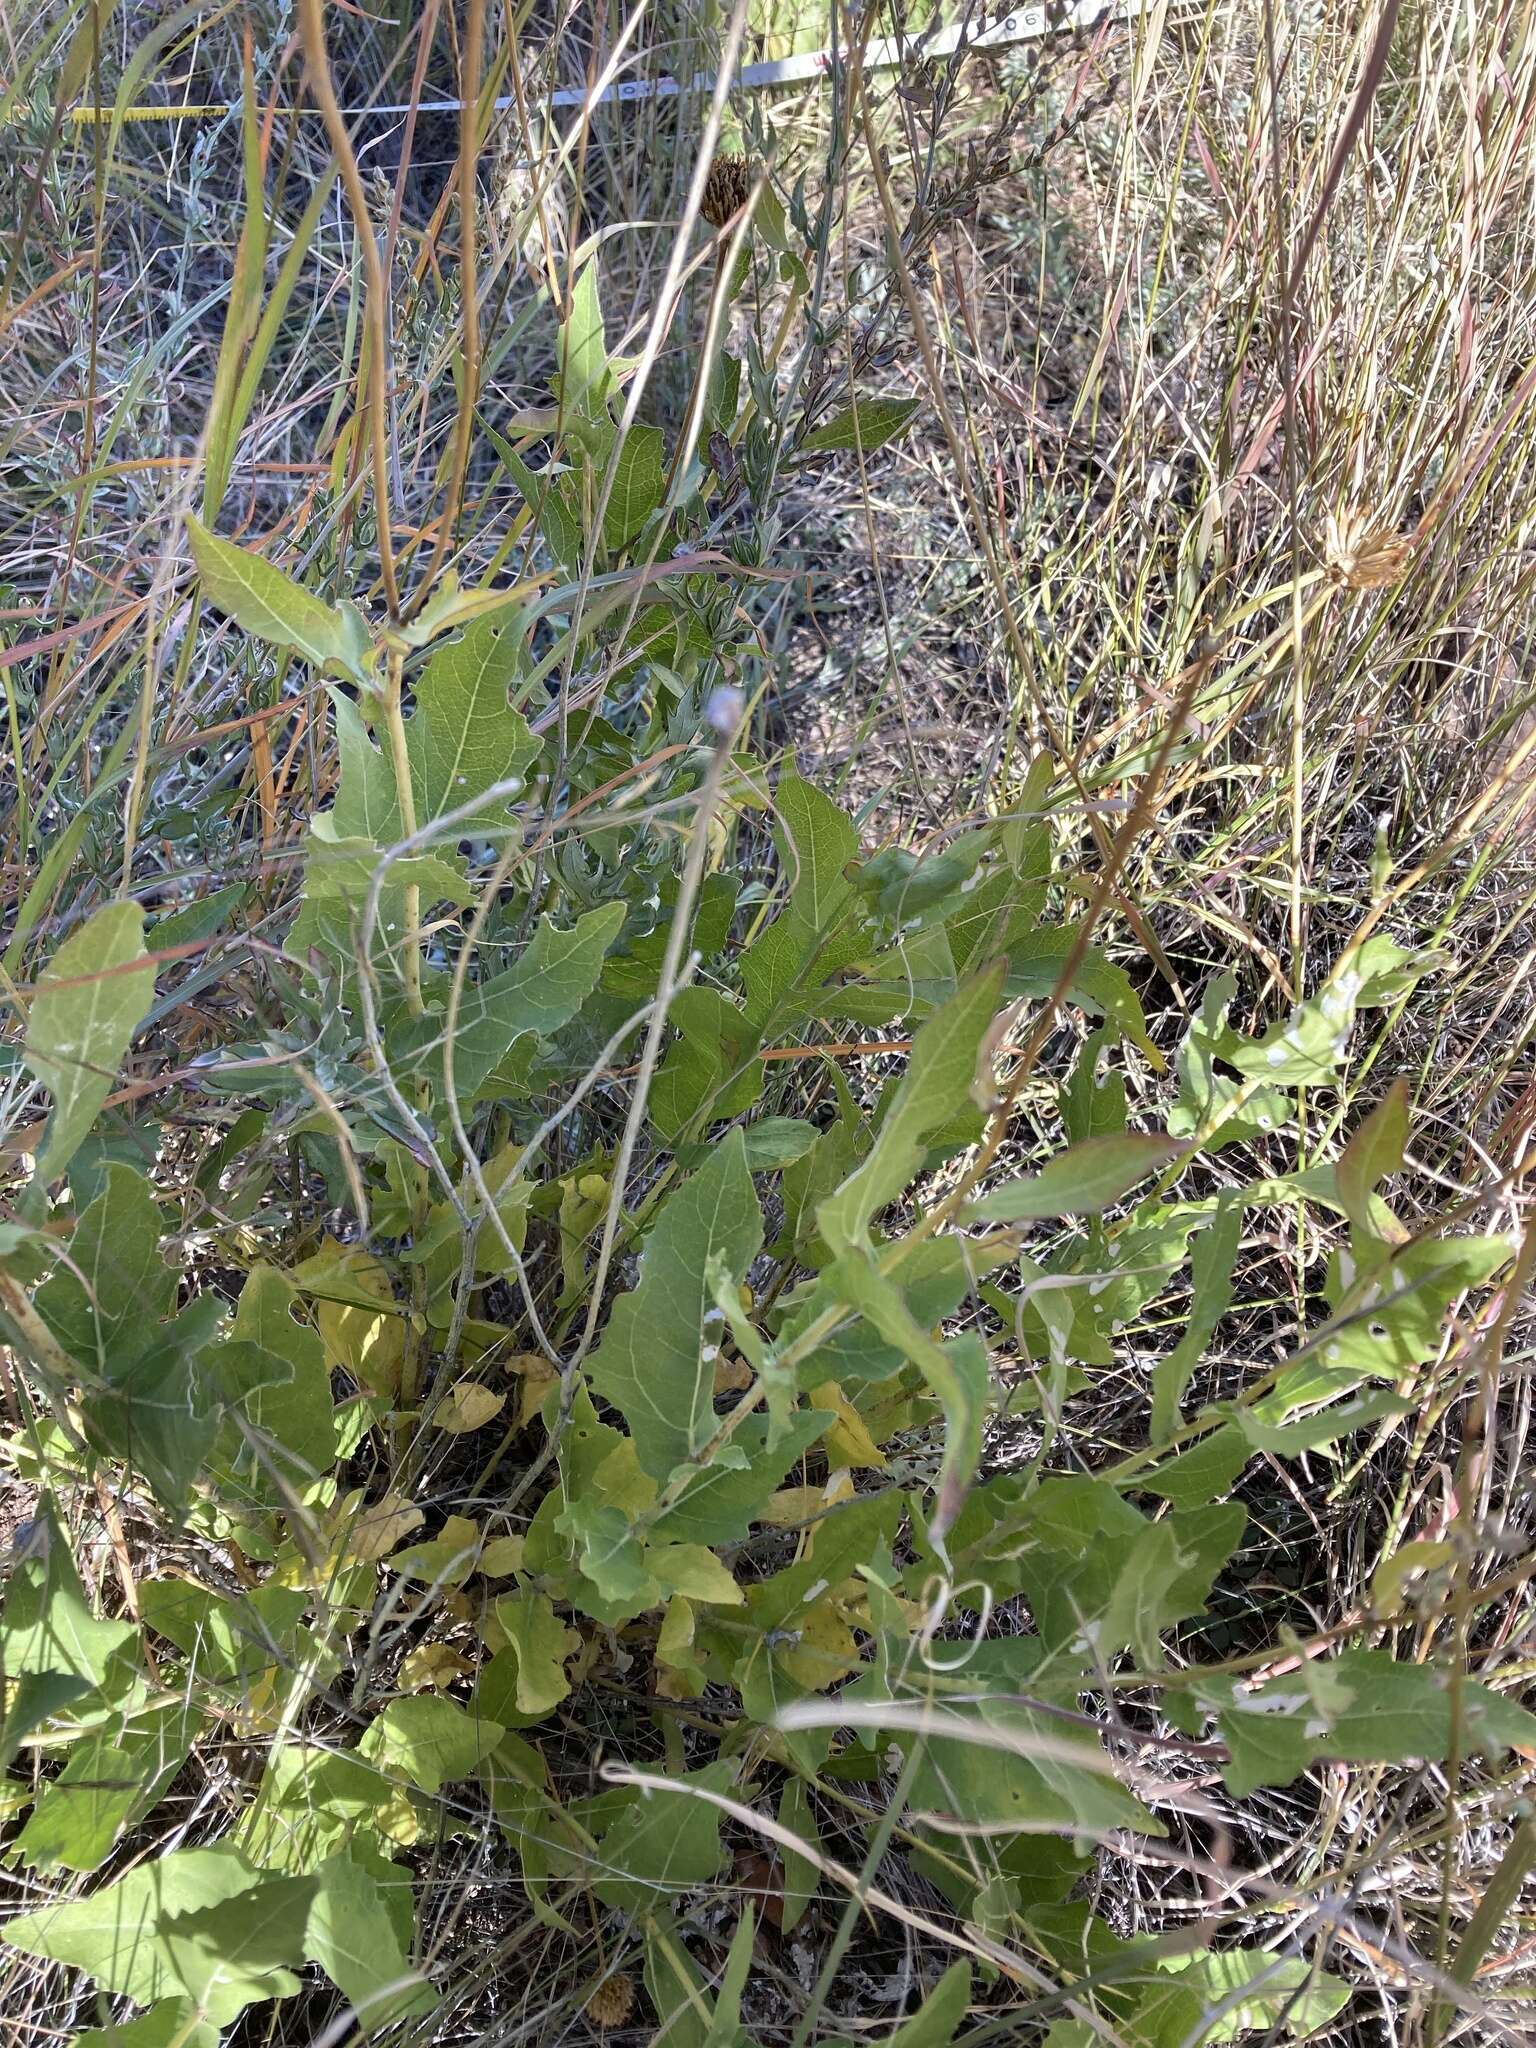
[477,1535,525,1577]
[504,1350,558,1429]
[776,1596,860,1689]
[761,1474,856,1526]
[392,1514,483,1587]
[713,1349,754,1394]
[398,1642,476,1692]
[655,1595,707,1699]
[358,1695,502,1795]
[433,1382,506,1433]
[374,1786,421,1845]
[342,1495,425,1563]
[649,1544,744,1606]
[236,1667,284,1738]
[808,1381,888,1470]
[303,1244,406,1398]
[1372,1539,1456,1612]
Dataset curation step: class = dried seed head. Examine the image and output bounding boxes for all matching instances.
[1323,506,1412,590]
[366,167,394,239]
[584,1972,636,2030]
[701,152,751,228]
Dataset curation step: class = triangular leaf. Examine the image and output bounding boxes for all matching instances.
[26,903,156,1184]
[187,516,372,683]
[589,1131,763,1481]
[801,395,921,456]
[969,1134,1180,1223]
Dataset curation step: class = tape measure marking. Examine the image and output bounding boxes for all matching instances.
[56,3,1142,126]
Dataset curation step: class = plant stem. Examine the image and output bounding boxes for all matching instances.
[295,0,400,618]
[380,643,423,1017]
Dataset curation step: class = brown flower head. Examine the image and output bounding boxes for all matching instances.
[701,152,751,229]
[584,1972,636,2030]
[1323,505,1413,591]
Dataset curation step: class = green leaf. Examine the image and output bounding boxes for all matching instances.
[818,966,1005,1256]
[187,516,372,683]
[223,1265,336,1482]
[650,986,762,1139]
[237,1743,396,1873]
[15,1712,192,1873]
[856,836,992,923]
[1137,1426,1249,1510]
[829,1253,988,1540]
[747,1492,901,1636]
[158,1874,316,2013]
[700,1906,755,2048]
[71,2002,220,2048]
[2,1845,283,2022]
[84,1292,227,1512]
[499,445,584,573]
[648,1409,830,1545]
[18,1747,141,1884]
[644,1909,714,2048]
[589,1131,763,1481]
[846,1644,1157,1842]
[1350,933,1447,1005]
[150,883,248,954]
[769,770,861,952]
[1,1501,137,1688]
[553,259,613,416]
[874,1962,971,2046]
[25,902,156,1184]
[444,903,626,1103]
[801,395,921,456]
[648,1543,744,1607]
[558,1497,658,1614]
[1208,1648,1536,1797]
[1220,945,1442,1094]
[285,821,470,982]
[327,693,402,843]
[588,1762,731,1910]
[602,425,666,550]
[1233,1384,1413,1455]
[405,615,540,833]
[996,1478,1245,1665]
[775,1777,819,1935]
[36,1164,174,1374]
[1060,1028,1128,1143]
[1163,1948,1350,2041]
[0,1670,93,1773]
[306,1852,437,2024]
[491,1589,578,1717]
[138,1580,309,1690]
[1168,975,1292,1146]
[705,348,742,433]
[1302,1232,1510,1387]
[1006,926,1157,1060]
[358,1695,503,1795]
[1150,1195,1242,1442]
[969,1134,1181,1223]
[676,1116,817,1171]
[1336,1077,1409,1259]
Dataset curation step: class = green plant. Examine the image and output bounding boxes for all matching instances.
[3,232,1532,2044]
[4,3,1536,2043]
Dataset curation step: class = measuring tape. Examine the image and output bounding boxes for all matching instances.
[55,2,1142,126]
